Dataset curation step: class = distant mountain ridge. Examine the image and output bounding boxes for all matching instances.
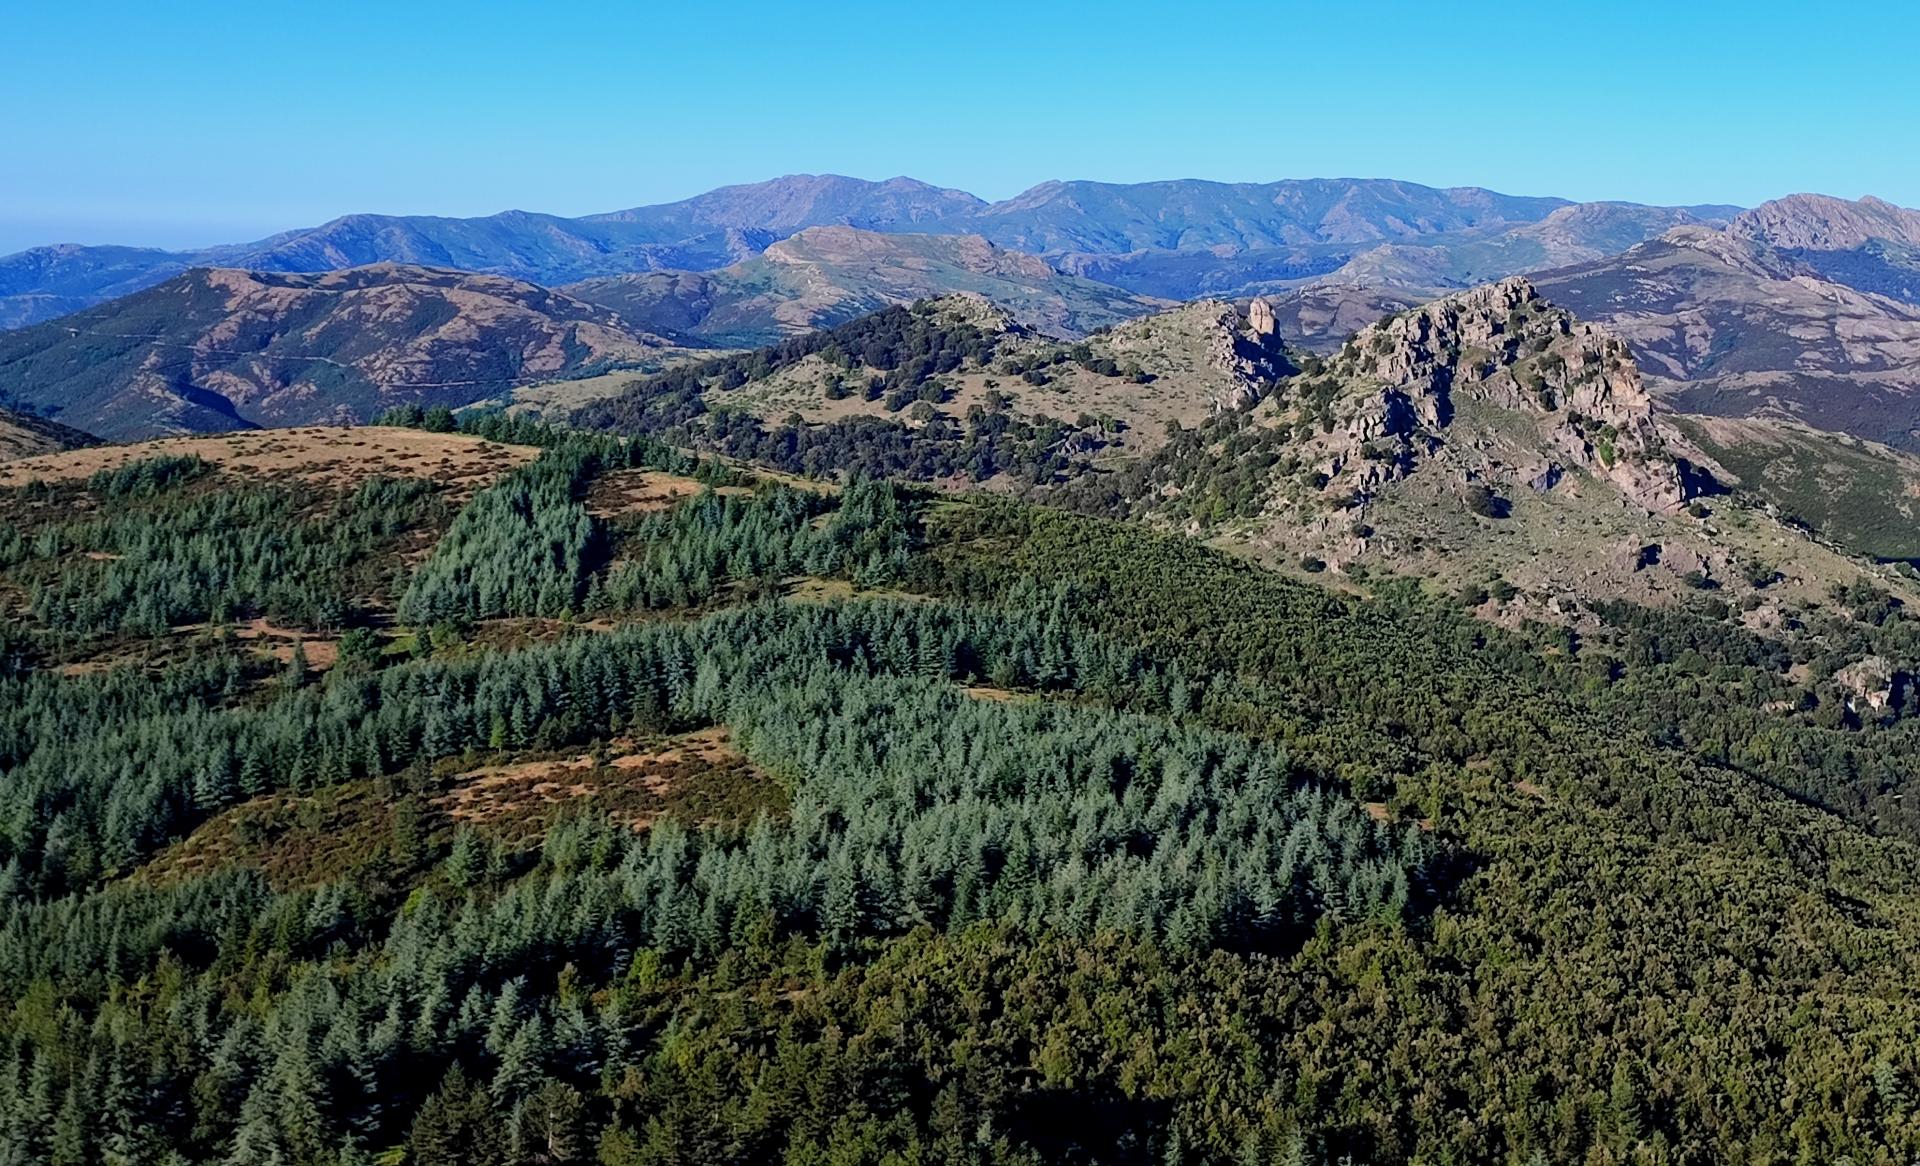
[16,189,1920,455]
[1729,193,1920,250]
[1532,195,1920,452]
[0,174,1743,328]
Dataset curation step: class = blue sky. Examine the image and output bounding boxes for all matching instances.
[3,0,1916,252]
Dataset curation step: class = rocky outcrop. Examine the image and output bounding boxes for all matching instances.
[1306,277,1697,510]
[1210,299,1297,412]
[1835,655,1908,713]
[1247,297,1278,341]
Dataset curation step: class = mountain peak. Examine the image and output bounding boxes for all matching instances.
[1312,277,1693,511]
[589,175,988,230]
[1730,193,1920,250]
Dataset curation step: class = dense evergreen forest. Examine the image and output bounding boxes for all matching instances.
[571,301,1109,484]
[3,410,1920,1165]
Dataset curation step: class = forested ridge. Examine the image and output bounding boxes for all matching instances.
[3,412,1920,1165]
[570,300,1114,484]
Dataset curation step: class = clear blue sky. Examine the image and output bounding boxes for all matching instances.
[3,0,1916,252]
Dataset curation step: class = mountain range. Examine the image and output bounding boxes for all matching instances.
[1534,196,1920,453]
[0,175,1736,328]
[15,190,1920,1166]
[7,178,1920,471]
[561,226,1165,346]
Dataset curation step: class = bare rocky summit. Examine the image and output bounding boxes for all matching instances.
[1301,277,1694,511]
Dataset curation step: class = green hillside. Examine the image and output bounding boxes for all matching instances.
[564,226,1164,347]
[1671,413,1920,562]
[3,400,1920,1164]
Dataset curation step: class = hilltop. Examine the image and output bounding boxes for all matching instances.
[0,405,99,461]
[562,226,1164,346]
[1026,279,1916,619]
[564,291,1303,487]
[0,265,700,439]
[552,282,1912,627]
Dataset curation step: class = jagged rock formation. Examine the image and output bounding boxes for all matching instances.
[1057,298,1298,416]
[1206,298,1296,411]
[1247,297,1278,340]
[1297,277,1694,510]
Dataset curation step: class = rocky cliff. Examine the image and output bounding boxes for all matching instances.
[1301,277,1694,510]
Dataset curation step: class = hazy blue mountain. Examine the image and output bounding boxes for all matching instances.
[1068,201,1742,301]
[0,176,986,328]
[583,174,987,234]
[960,177,1574,255]
[0,175,1739,329]
[0,244,197,329]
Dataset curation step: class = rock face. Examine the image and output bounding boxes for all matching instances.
[1208,299,1297,412]
[1835,655,1908,713]
[1296,277,1696,510]
[1247,297,1278,340]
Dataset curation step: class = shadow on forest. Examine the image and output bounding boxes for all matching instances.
[1004,1087,1170,1164]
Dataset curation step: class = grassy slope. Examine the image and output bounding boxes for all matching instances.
[1673,413,1920,562]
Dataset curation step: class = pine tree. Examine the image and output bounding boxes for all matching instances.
[410,1067,503,1166]
[283,640,311,691]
